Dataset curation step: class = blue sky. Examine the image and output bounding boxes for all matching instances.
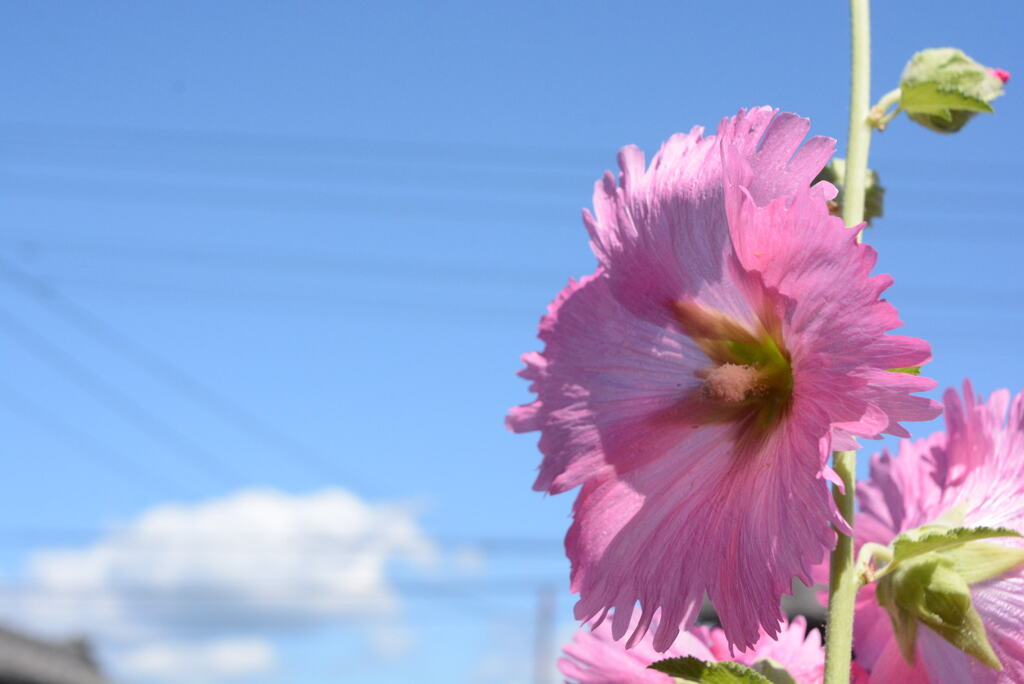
[0,1,1021,682]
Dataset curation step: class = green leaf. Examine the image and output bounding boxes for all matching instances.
[648,656,771,683]
[901,81,993,117]
[945,542,1024,584]
[891,526,1021,566]
[899,48,1007,133]
[751,659,798,684]
[889,366,922,375]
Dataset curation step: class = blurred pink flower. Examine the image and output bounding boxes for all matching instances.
[508,107,939,650]
[559,615,825,684]
[855,381,1024,682]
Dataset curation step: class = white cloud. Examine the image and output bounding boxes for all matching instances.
[117,637,276,682]
[16,488,435,638]
[368,623,415,659]
[4,487,439,680]
[451,545,487,574]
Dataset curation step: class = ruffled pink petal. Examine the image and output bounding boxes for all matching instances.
[510,107,939,652]
[559,614,823,684]
[866,635,931,683]
[915,626,991,684]
[568,400,841,651]
[723,160,941,439]
[559,629,679,683]
[732,616,824,684]
[855,368,940,438]
[967,576,1024,683]
[508,271,710,494]
[850,586,892,670]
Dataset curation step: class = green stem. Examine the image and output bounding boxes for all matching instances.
[855,542,892,584]
[841,0,873,235]
[869,88,902,130]
[825,451,859,683]
[824,2,873,682]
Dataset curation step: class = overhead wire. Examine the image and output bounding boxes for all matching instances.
[1,124,1019,496]
[0,378,182,491]
[0,257,357,484]
[0,304,239,486]
[0,527,565,553]
[0,121,604,172]
[1,238,562,287]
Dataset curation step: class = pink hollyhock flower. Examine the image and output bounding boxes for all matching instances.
[854,381,1024,682]
[507,107,939,650]
[559,615,826,683]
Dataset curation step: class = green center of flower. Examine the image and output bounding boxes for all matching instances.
[671,300,794,440]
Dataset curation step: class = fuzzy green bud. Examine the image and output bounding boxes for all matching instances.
[876,553,1000,669]
[899,48,1008,133]
[871,520,1024,669]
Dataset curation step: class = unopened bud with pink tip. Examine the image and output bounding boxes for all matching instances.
[899,48,1008,133]
[989,68,1011,84]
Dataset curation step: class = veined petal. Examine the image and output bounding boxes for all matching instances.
[509,270,709,494]
[559,614,823,684]
[568,400,841,651]
[509,107,938,650]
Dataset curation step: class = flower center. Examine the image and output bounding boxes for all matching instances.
[671,299,794,439]
[702,363,762,402]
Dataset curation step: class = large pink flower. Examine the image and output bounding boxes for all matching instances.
[855,382,1024,683]
[560,615,826,684]
[507,107,939,650]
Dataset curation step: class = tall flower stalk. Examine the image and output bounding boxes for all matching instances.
[824,0,874,681]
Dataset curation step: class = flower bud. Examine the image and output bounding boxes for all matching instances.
[900,48,1008,133]
[872,521,1024,669]
[877,553,1000,669]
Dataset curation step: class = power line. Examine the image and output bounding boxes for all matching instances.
[0,122,603,172]
[0,305,239,485]
[0,257,354,484]
[4,167,1021,233]
[0,528,565,554]
[0,579,563,604]
[1,272,542,320]
[2,238,562,287]
[0,378,182,492]
[9,269,1020,320]
[0,169,570,225]
[5,121,1024,176]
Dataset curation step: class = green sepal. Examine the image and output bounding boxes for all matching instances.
[648,656,771,683]
[902,81,993,118]
[871,515,1024,670]
[890,526,1021,567]
[751,659,799,684]
[813,158,884,225]
[944,542,1024,584]
[877,556,1001,669]
[889,366,922,375]
[899,48,1006,133]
